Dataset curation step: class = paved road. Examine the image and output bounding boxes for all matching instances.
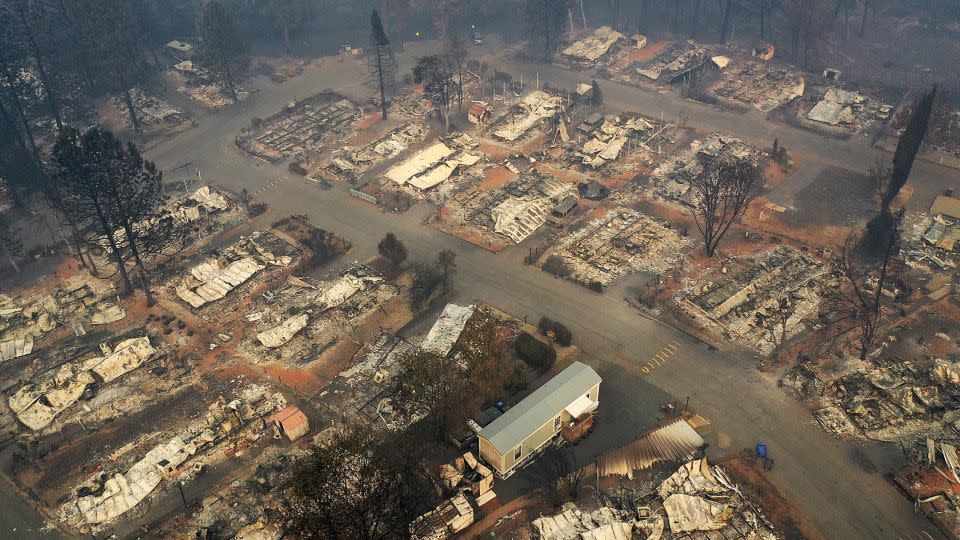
[138,41,953,540]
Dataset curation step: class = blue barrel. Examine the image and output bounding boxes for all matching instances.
[756,443,767,458]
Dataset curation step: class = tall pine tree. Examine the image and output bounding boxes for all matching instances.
[369,9,397,120]
[863,85,937,255]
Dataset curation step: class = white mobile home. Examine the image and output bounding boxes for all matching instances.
[478,361,601,477]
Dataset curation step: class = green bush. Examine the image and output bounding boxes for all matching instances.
[538,317,572,346]
[515,332,556,371]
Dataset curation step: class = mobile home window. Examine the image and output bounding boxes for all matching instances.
[514,446,522,460]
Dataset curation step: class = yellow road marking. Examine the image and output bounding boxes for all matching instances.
[642,341,682,375]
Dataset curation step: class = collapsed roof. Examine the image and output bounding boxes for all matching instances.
[562,26,624,62]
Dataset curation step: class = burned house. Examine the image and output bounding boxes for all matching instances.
[679,247,831,354]
[463,171,578,244]
[802,87,891,132]
[707,61,805,112]
[561,26,625,64]
[491,90,565,143]
[237,94,360,162]
[650,132,764,203]
[549,207,692,287]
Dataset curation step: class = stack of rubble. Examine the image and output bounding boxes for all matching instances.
[59,386,287,528]
[551,207,692,287]
[678,247,831,354]
[465,171,576,244]
[237,95,359,161]
[411,493,476,540]
[175,231,296,309]
[412,451,495,539]
[492,90,564,143]
[651,132,764,203]
[561,26,625,64]
[9,337,155,431]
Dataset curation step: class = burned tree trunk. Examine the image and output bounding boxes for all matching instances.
[690,157,762,257]
[719,0,733,43]
[0,56,38,154]
[124,89,143,132]
[14,8,63,131]
[93,201,133,295]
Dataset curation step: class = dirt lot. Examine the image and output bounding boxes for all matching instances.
[720,455,822,540]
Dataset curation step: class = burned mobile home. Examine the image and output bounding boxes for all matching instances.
[650,132,766,204]
[560,26,625,65]
[238,266,401,365]
[678,247,831,354]
[454,170,578,245]
[561,113,675,171]
[57,385,291,530]
[316,122,428,181]
[489,90,567,144]
[384,135,484,193]
[8,336,156,432]
[547,207,692,288]
[172,231,299,311]
[237,93,360,162]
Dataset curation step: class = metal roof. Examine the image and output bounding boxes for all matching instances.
[480,361,601,454]
[597,418,704,479]
[932,195,960,220]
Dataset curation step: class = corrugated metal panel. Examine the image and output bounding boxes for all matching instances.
[597,418,704,478]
